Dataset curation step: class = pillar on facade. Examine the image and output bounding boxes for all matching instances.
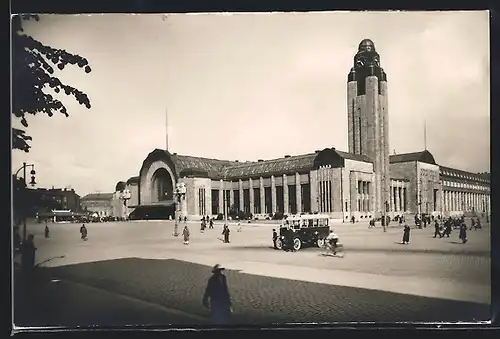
[259,177,265,215]
[311,170,319,213]
[239,179,244,213]
[229,188,234,210]
[395,184,400,212]
[249,178,254,215]
[283,174,289,214]
[219,180,224,215]
[271,175,277,214]
[295,172,301,214]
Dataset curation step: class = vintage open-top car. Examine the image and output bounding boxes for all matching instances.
[276,214,331,251]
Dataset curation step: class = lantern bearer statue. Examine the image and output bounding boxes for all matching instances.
[173,182,187,236]
[121,189,131,220]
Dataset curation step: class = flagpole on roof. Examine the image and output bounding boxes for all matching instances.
[166,107,169,152]
[424,119,427,151]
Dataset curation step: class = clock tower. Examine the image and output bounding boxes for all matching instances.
[347,39,390,217]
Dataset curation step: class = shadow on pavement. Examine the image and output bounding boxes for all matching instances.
[13,258,490,328]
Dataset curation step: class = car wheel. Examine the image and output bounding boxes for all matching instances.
[276,239,282,250]
[293,237,302,251]
[316,238,325,248]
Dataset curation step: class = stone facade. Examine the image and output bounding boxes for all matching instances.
[108,39,490,222]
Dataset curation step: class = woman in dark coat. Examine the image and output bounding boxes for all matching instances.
[203,264,232,324]
[222,225,230,243]
[459,223,468,244]
[80,224,88,240]
[402,224,410,244]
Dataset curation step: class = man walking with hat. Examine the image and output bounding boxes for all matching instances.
[203,264,232,325]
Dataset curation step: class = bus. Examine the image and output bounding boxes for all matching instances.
[277,214,331,251]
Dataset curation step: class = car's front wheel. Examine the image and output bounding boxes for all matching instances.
[316,238,325,248]
[276,238,283,250]
[293,237,302,251]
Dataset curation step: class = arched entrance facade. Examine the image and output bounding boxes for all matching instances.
[139,159,177,206]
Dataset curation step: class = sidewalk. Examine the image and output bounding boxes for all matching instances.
[13,269,207,329]
[169,252,490,305]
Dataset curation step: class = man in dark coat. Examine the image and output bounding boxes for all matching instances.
[272,229,278,249]
[21,234,37,273]
[44,224,50,239]
[459,223,468,244]
[286,227,296,252]
[14,227,21,252]
[433,220,443,238]
[203,264,232,325]
[222,225,230,243]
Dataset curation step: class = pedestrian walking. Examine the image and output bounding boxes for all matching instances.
[201,219,206,232]
[14,227,21,252]
[179,216,182,223]
[202,264,232,325]
[222,224,230,243]
[285,227,296,252]
[21,234,36,274]
[44,224,50,239]
[433,220,443,238]
[80,224,88,241]
[402,223,410,244]
[237,220,242,232]
[459,223,468,244]
[184,216,187,223]
[368,218,375,228]
[182,225,190,245]
[272,229,278,249]
[209,218,214,229]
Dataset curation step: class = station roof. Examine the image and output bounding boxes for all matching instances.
[139,148,372,180]
[439,166,490,183]
[389,150,437,165]
[126,176,140,185]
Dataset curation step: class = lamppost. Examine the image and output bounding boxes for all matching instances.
[14,162,36,242]
[173,182,186,236]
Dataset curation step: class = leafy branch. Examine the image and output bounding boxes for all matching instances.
[12,14,92,152]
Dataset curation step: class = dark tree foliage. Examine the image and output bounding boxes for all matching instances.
[12,14,92,152]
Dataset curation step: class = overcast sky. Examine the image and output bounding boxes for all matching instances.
[12,11,490,196]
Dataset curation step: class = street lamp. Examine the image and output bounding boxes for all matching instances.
[173,182,186,236]
[14,162,36,242]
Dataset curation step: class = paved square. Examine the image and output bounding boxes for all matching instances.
[14,219,491,326]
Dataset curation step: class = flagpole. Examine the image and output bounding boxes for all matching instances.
[166,107,169,152]
[424,119,427,150]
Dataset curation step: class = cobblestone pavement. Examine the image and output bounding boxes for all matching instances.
[34,258,489,325]
[15,220,491,326]
[14,270,206,328]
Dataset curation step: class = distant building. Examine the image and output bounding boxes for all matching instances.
[35,187,81,211]
[80,193,114,217]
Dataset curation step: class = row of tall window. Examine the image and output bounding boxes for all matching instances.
[209,184,311,215]
[391,186,407,212]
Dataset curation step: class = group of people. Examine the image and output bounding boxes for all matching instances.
[181,218,232,245]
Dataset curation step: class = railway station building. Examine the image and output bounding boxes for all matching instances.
[112,39,490,221]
